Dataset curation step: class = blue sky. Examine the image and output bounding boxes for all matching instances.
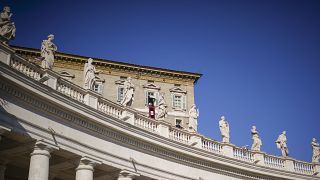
[4,0,320,162]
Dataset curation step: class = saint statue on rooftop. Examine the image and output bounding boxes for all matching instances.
[188,104,199,132]
[156,92,168,120]
[0,6,16,40]
[83,58,98,90]
[219,116,230,143]
[312,138,320,163]
[121,77,135,107]
[251,125,262,151]
[40,34,57,69]
[276,131,289,157]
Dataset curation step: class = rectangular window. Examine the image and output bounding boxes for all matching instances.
[117,87,124,102]
[145,91,159,105]
[93,84,103,94]
[172,94,186,110]
[175,119,182,129]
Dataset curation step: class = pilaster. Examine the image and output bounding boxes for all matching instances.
[189,133,202,149]
[252,151,265,165]
[121,110,135,125]
[284,157,295,172]
[221,143,234,158]
[156,120,170,138]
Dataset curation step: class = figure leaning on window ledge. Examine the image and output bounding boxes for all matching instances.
[121,77,135,107]
[83,58,99,90]
[0,6,16,40]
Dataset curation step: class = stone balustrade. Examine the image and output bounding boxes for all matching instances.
[233,146,255,162]
[134,114,157,132]
[169,127,191,144]
[57,78,85,103]
[1,43,320,177]
[201,137,222,154]
[98,97,123,119]
[264,154,285,169]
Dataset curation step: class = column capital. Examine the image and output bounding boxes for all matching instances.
[76,156,102,172]
[118,169,140,178]
[31,140,59,158]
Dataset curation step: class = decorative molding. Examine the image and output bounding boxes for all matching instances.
[142,82,161,90]
[169,87,187,94]
[12,46,202,85]
[1,77,316,180]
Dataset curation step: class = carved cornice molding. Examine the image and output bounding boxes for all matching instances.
[0,65,317,180]
[12,46,202,85]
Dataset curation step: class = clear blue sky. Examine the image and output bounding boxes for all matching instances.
[4,0,320,162]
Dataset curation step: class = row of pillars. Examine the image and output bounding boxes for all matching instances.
[0,139,139,180]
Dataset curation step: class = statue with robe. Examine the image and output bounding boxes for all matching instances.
[312,138,320,163]
[219,116,230,143]
[251,126,262,151]
[40,34,57,69]
[156,92,168,120]
[188,104,199,132]
[120,77,135,107]
[0,6,16,40]
[83,58,98,90]
[276,131,289,157]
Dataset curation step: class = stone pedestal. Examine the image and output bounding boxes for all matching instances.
[117,169,140,180]
[84,92,98,109]
[221,143,234,158]
[314,163,320,177]
[156,121,170,138]
[190,133,202,149]
[121,110,135,125]
[284,157,295,172]
[252,151,265,165]
[75,156,101,180]
[0,38,14,65]
[40,71,57,90]
[27,140,59,180]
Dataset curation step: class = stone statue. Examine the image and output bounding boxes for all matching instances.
[219,116,230,143]
[251,126,262,151]
[311,138,320,163]
[188,104,199,132]
[0,6,16,40]
[40,34,57,69]
[83,58,98,90]
[120,77,135,107]
[156,92,168,120]
[275,131,289,157]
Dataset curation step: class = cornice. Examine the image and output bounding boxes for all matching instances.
[1,63,318,180]
[11,46,202,85]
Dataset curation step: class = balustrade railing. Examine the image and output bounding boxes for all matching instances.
[169,127,190,144]
[57,78,85,103]
[233,147,255,162]
[264,154,285,169]
[294,160,315,175]
[10,56,43,81]
[134,115,157,132]
[97,98,123,119]
[201,138,222,154]
[2,43,320,177]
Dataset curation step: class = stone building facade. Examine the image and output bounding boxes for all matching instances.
[13,46,201,130]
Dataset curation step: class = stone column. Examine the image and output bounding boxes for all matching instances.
[28,140,59,180]
[75,156,101,180]
[117,169,140,180]
[0,164,6,180]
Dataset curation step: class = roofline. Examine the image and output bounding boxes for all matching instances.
[11,45,202,83]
